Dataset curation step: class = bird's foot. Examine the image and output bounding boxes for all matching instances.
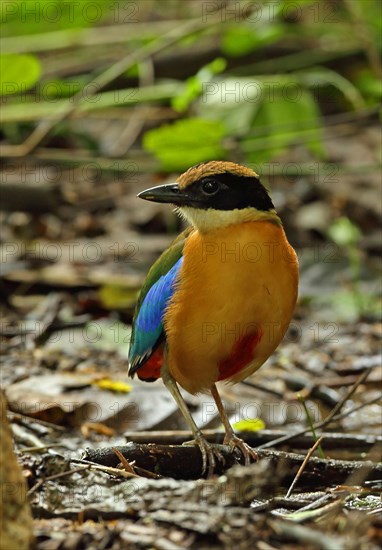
[183,435,224,477]
[224,433,258,466]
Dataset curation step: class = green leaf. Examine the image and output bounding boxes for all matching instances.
[206,57,227,75]
[327,217,361,247]
[0,54,41,95]
[172,76,202,112]
[222,24,284,57]
[172,58,227,113]
[143,118,227,171]
[98,285,137,310]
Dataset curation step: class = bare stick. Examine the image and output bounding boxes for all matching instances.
[285,436,324,498]
[111,447,138,476]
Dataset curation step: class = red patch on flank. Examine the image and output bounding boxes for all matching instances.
[218,330,262,381]
[137,346,163,381]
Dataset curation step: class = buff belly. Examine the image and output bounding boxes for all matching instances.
[164,221,298,394]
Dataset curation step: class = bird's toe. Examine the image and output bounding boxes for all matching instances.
[224,434,258,465]
[183,436,224,477]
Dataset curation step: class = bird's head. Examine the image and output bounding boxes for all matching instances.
[138,161,280,232]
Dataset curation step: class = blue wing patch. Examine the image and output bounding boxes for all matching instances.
[128,256,183,371]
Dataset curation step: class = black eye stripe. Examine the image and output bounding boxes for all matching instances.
[182,172,274,211]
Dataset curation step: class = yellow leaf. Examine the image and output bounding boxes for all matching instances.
[93,378,132,393]
[233,418,265,432]
[98,285,137,309]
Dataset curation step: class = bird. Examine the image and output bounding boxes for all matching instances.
[128,161,298,476]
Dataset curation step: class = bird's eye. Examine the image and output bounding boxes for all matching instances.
[201,179,220,195]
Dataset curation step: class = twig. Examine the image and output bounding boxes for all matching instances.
[11,423,46,449]
[322,368,372,420]
[290,493,337,514]
[318,372,382,389]
[241,380,284,398]
[332,394,381,419]
[28,465,90,496]
[109,58,155,157]
[70,457,160,479]
[0,21,192,54]
[7,411,66,431]
[0,82,183,124]
[286,436,324,498]
[122,427,381,451]
[269,519,346,550]
[111,447,138,476]
[18,443,65,453]
[282,377,340,408]
[242,124,373,155]
[274,498,345,523]
[258,369,376,450]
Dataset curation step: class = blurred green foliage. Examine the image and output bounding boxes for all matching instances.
[0,54,41,93]
[327,217,379,320]
[243,87,324,164]
[143,118,227,171]
[221,23,285,57]
[1,0,381,169]
[1,0,109,36]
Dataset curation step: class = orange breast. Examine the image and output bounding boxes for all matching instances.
[164,220,298,394]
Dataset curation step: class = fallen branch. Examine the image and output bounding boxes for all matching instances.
[83,444,382,484]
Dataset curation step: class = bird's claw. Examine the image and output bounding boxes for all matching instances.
[183,436,224,477]
[224,434,258,466]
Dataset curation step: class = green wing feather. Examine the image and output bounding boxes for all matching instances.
[128,227,193,369]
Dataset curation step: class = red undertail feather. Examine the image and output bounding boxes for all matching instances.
[137,346,163,381]
[218,330,262,381]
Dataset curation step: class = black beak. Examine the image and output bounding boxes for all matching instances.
[137,183,188,206]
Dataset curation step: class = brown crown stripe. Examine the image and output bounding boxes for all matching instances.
[177,161,259,189]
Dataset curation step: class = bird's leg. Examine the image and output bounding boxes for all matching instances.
[211,384,258,465]
[161,362,223,477]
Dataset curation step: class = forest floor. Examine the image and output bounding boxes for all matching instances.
[2,123,381,547]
